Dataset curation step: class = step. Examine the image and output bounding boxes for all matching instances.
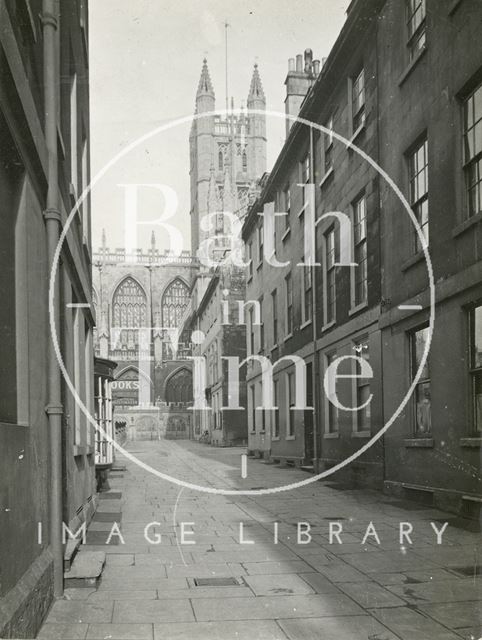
[64,550,106,588]
[63,537,81,572]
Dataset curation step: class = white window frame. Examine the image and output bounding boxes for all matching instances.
[350,193,368,311]
[324,351,339,437]
[286,371,295,439]
[352,338,371,436]
[322,227,337,329]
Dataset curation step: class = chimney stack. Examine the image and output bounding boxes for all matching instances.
[284,48,318,137]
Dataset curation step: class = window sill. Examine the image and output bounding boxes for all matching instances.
[321,320,336,332]
[324,432,339,439]
[460,437,482,448]
[401,250,425,272]
[352,430,371,438]
[286,434,295,441]
[452,211,482,238]
[86,445,95,456]
[398,45,427,87]
[281,227,291,242]
[300,319,312,330]
[448,0,463,15]
[250,431,256,435]
[319,167,334,188]
[404,437,434,448]
[259,430,266,435]
[272,436,280,441]
[348,300,368,317]
[284,333,293,342]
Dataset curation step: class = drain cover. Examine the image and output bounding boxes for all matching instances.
[193,577,242,587]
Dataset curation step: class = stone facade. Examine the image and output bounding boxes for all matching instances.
[0,1,96,636]
[242,0,482,510]
[92,239,198,440]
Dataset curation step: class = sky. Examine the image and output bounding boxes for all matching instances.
[88,0,350,252]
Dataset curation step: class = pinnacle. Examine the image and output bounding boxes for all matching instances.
[248,62,265,102]
[196,58,215,97]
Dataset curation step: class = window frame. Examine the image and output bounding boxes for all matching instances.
[469,305,482,434]
[351,192,368,308]
[351,67,366,134]
[273,378,280,439]
[323,226,337,327]
[272,288,278,345]
[352,338,371,434]
[285,272,293,336]
[286,371,295,438]
[409,325,432,437]
[463,81,482,219]
[408,135,429,253]
[406,0,427,61]
[324,351,339,436]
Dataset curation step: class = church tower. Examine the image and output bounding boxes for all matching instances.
[189,59,267,255]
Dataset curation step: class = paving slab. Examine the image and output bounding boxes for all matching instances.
[45,601,114,624]
[86,623,154,639]
[243,574,315,596]
[337,580,407,608]
[37,623,88,639]
[112,599,194,624]
[153,620,286,639]
[416,600,482,629]
[370,606,462,639]
[387,578,482,604]
[191,594,364,621]
[242,561,315,575]
[278,615,399,639]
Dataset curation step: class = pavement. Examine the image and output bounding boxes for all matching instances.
[37,439,482,640]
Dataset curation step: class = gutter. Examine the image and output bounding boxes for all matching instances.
[42,0,64,598]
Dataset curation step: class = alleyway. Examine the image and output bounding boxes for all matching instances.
[38,440,481,640]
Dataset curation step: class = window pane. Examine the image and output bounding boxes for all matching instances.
[473,307,482,368]
[474,372,482,432]
[415,381,431,435]
[413,327,430,379]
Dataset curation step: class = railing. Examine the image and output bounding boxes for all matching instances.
[93,249,199,266]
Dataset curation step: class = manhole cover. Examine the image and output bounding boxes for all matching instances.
[193,577,242,587]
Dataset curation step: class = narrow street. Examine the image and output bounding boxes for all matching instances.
[38,440,480,640]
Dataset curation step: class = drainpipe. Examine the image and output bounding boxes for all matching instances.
[309,125,319,471]
[42,0,63,598]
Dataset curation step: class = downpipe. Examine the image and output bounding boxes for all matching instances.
[42,0,63,598]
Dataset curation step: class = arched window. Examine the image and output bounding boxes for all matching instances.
[162,278,190,328]
[218,149,224,171]
[242,149,247,171]
[112,277,147,350]
[165,367,192,404]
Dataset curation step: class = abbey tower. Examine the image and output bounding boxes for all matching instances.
[189,59,267,255]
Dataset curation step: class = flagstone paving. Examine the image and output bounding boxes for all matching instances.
[37,439,482,639]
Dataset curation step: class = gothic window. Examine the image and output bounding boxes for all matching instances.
[162,278,190,328]
[165,367,193,404]
[218,143,227,171]
[112,277,147,349]
[242,149,248,171]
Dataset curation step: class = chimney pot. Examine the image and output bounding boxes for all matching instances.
[296,54,302,72]
[313,59,320,75]
[288,57,295,72]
